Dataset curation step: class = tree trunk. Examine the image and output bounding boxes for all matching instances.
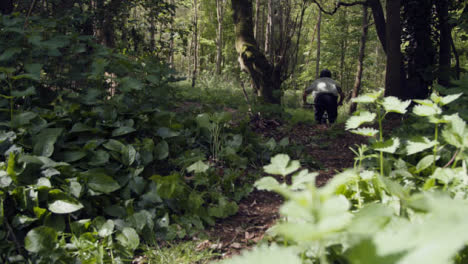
[384,0,403,98]
[0,0,13,15]
[169,0,175,68]
[291,0,307,86]
[450,32,461,80]
[436,0,451,87]
[368,0,386,53]
[315,9,322,79]
[232,0,280,104]
[191,0,199,87]
[254,0,261,41]
[350,6,369,114]
[216,0,225,74]
[265,0,273,60]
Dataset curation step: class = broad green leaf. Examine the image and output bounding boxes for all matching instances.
[112,126,136,137]
[25,63,42,80]
[348,204,394,236]
[212,111,233,123]
[265,138,277,151]
[88,150,110,166]
[11,112,38,128]
[33,128,63,157]
[98,220,115,238]
[196,113,211,129]
[413,104,442,117]
[47,190,83,214]
[220,244,301,264]
[291,170,318,190]
[122,145,136,166]
[352,90,384,104]
[373,138,400,154]
[346,112,376,130]
[416,155,439,173]
[442,114,466,148]
[70,123,96,133]
[279,137,289,147]
[263,154,300,177]
[351,127,379,137]
[86,171,121,194]
[62,151,87,163]
[24,226,58,253]
[254,177,281,191]
[374,194,468,264]
[440,93,462,106]
[406,137,437,155]
[119,77,143,92]
[116,227,140,250]
[157,127,180,139]
[382,96,411,114]
[11,86,36,97]
[187,160,209,173]
[155,140,169,160]
[103,139,125,152]
[0,47,21,61]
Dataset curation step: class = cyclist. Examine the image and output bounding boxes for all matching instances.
[302,69,344,124]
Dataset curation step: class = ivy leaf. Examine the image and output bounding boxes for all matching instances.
[263,154,300,177]
[382,96,411,114]
[373,138,400,154]
[186,160,209,173]
[406,137,438,155]
[351,127,379,137]
[24,226,58,253]
[346,112,376,130]
[47,190,83,214]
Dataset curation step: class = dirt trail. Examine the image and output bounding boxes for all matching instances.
[198,122,368,258]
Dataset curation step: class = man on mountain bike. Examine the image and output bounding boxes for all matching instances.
[302,69,344,124]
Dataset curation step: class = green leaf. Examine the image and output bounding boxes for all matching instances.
[416,155,439,173]
[196,113,211,128]
[382,96,411,114]
[88,150,110,166]
[155,140,169,160]
[263,154,300,177]
[352,90,384,104]
[413,104,442,117]
[98,220,115,238]
[187,160,209,173]
[254,177,281,191]
[11,111,38,128]
[157,127,180,139]
[351,127,379,137]
[86,171,121,194]
[346,111,376,130]
[291,170,318,190]
[70,123,96,133]
[122,145,137,166]
[116,227,140,250]
[11,86,36,97]
[439,93,462,106]
[0,47,21,61]
[119,77,143,92]
[62,151,87,163]
[406,137,438,155]
[103,139,125,152]
[33,128,63,157]
[373,138,400,154]
[112,126,136,137]
[25,63,42,80]
[47,190,84,214]
[220,244,301,264]
[24,226,58,253]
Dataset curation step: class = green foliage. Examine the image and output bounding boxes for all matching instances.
[224,91,468,264]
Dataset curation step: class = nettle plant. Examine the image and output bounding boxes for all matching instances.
[221,91,468,264]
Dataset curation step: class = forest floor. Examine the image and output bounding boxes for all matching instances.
[196,121,370,259]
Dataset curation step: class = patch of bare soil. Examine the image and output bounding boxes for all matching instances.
[202,121,370,259]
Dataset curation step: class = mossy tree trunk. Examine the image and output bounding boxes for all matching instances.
[232,0,281,104]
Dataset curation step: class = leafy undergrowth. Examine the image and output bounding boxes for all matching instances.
[219,87,468,264]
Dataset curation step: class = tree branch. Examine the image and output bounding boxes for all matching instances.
[311,0,368,15]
